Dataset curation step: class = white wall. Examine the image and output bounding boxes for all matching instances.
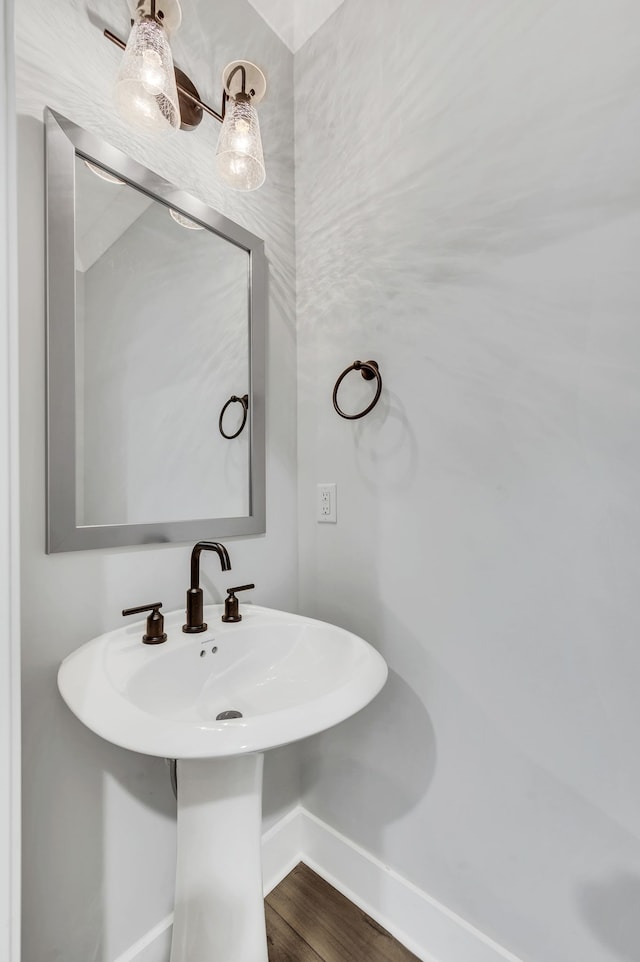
[16,0,298,959]
[0,1,20,959]
[295,2,640,961]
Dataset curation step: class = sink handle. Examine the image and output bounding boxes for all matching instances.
[222,584,255,624]
[122,602,168,645]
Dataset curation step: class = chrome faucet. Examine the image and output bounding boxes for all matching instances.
[182,541,231,633]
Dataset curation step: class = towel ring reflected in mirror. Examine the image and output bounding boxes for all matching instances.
[332,360,382,420]
[219,394,249,439]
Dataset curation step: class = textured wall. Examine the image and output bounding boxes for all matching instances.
[16,0,297,959]
[295,2,640,960]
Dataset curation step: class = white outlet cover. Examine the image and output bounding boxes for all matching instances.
[247,0,346,52]
[317,483,337,524]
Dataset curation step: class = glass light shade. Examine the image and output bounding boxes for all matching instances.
[215,97,266,191]
[83,160,125,185]
[115,18,180,134]
[169,208,204,230]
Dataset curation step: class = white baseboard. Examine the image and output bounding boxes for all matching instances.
[278,807,525,962]
[113,914,172,962]
[115,806,525,962]
[261,804,308,894]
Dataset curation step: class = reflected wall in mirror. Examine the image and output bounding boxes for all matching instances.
[75,157,249,525]
[46,109,266,552]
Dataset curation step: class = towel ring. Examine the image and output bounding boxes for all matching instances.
[333,360,382,420]
[219,394,249,439]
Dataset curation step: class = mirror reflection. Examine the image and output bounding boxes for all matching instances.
[74,156,250,527]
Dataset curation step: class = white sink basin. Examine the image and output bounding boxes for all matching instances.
[58,603,387,962]
[58,604,388,758]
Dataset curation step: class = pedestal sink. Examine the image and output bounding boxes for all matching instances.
[58,604,388,961]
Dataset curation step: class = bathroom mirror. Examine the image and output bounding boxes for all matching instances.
[45,109,266,552]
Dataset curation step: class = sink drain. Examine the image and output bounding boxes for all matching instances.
[216,709,243,720]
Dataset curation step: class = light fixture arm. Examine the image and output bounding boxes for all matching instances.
[225,64,248,97]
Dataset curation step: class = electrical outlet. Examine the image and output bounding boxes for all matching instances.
[317,483,337,523]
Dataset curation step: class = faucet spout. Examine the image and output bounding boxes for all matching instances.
[183,541,232,633]
[189,541,231,589]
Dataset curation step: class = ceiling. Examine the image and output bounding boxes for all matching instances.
[247,0,346,52]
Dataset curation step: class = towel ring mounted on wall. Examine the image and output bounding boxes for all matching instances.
[219,394,249,439]
[332,360,382,420]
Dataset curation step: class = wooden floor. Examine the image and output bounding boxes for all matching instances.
[265,863,422,962]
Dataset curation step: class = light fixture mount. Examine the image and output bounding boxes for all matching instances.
[128,0,182,35]
[175,67,203,130]
[222,61,267,105]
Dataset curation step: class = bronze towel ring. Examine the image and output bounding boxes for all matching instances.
[333,360,382,420]
[219,394,249,439]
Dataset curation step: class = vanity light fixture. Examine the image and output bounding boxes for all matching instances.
[105,0,267,190]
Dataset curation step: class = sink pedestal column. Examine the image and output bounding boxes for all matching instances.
[170,753,267,962]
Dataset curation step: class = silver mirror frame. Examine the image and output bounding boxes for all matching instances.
[45,108,266,552]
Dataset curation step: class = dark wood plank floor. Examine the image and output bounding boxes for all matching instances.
[266,863,422,962]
